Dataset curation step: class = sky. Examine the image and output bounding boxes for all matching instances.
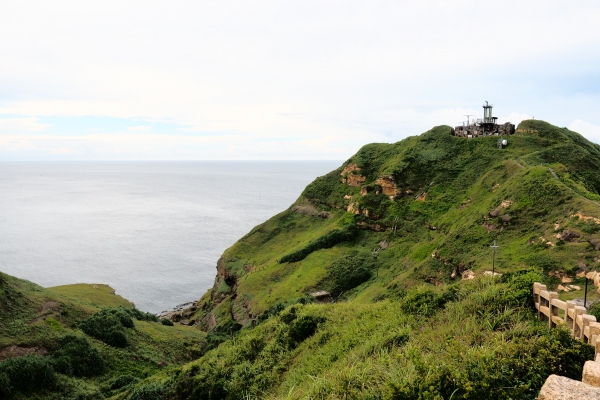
[1,1,600,161]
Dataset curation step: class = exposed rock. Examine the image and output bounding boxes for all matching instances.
[461,270,475,280]
[483,271,502,277]
[343,195,353,200]
[310,291,333,303]
[347,203,360,215]
[482,223,496,233]
[500,200,513,208]
[378,240,389,249]
[538,374,600,399]
[590,238,600,251]
[356,222,386,232]
[572,212,600,225]
[489,209,500,217]
[340,164,366,187]
[554,222,561,231]
[347,174,366,187]
[415,192,427,202]
[375,175,401,197]
[450,269,457,279]
[501,214,511,222]
[179,319,190,326]
[583,361,600,388]
[561,230,581,242]
[0,345,48,361]
[293,204,333,219]
[569,285,581,291]
[458,262,467,273]
[459,198,471,210]
[557,284,570,292]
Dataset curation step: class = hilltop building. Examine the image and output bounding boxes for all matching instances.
[453,101,515,138]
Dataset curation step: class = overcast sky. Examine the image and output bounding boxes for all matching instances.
[1,1,599,160]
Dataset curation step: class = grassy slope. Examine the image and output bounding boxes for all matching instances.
[3,119,600,399]
[0,272,206,399]
[136,273,593,400]
[193,120,600,329]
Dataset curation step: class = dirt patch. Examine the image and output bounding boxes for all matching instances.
[0,345,48,361]
[40,301,62,314]
[292,204,333,219]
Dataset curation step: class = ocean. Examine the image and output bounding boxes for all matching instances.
[0,161,340,313]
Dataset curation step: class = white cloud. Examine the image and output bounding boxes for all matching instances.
[0,117,48,133]
[127,125,151,132]
[1,1,600,159]
[569,120,600,144]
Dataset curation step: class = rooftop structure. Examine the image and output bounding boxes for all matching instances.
[454,101,515,138]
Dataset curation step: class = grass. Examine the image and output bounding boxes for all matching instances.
[0,271,206,399]
[3,119,600,399]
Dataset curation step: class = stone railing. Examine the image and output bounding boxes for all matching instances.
[534,282,600,399]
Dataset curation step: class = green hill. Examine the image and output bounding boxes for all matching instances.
[2,119,600,399]
[190,119,600,331]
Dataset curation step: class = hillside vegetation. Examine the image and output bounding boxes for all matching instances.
[0,273,207,399]
[192,120,600,331]
[2,119,600,399]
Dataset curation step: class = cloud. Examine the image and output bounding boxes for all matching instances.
[1,1,600,159]
[569,120,600,144]
[127,125,151,132]
[0,117,48,133]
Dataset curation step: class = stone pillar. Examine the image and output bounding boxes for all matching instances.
[583,315,598,343]
[533,282,541,308]
[583,361,600,388]
[566,300,577,331]
[573,307,589,339]
[548,292,559,328]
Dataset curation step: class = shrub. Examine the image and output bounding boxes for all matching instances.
[79,308,133,347]
[279,225,359,263]
[126,308,159,322]
[0,354,55,394]
[160,318,174,326]
[128,381,168,400]
[499,269,543,308]
[110,375,141,390]
[327,255,373,296]
[288,315,324,348]
[399,286,458,317]
[52,335,105,377]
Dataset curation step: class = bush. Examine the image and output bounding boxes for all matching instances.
[110,375,141,390]
[327,255,373,296]
[288,315,324,348]
[80,308,133,347]
[279,225,359,263]
[0,354,55,394]
[126,308,159,322]
[128,381,168,400]
[52,335,105,377]
[399,286,458,317]
[160,318,174,326]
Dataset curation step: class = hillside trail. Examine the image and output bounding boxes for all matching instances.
[512,158,600,208]
[547,167,600,208]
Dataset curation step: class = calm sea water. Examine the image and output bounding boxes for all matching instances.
[0,161,339,313]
